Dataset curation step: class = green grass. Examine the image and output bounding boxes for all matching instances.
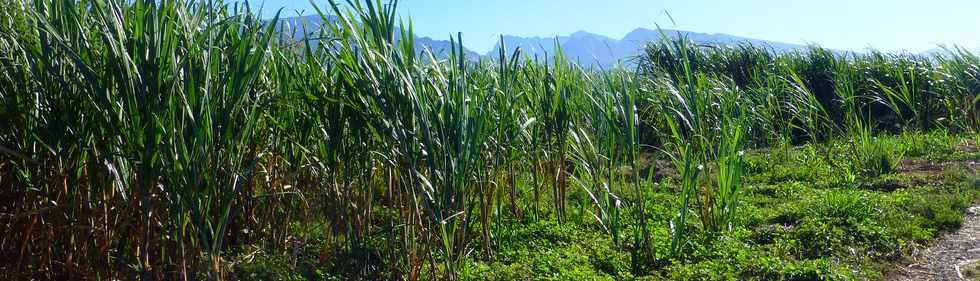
[1,0,978,280]
[228,132,978,280]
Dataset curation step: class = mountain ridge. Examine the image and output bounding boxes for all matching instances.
[278,16,930,68]
[485,27,820,68]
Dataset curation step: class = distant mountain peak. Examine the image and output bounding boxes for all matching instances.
[488,28,822,68]
[622,27,657,41]
[278,15,837,68]
[570,30,596,38]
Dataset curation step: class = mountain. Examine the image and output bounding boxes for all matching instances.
[276,15,826,67]
[490,28,816,68]
[414,36,481,59]
[918,46,980,57]
[623,28,808,51]
[276,15,479,58]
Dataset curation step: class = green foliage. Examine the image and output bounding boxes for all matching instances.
[847,119,899,178]
[882,181,979,243]
[235,253,328,281]
[461,221,635,281]
[784,189,898,260]
[669,251,853,281]
[1,0,978,279]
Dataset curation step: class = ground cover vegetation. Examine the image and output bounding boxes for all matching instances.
[0,0,978,280]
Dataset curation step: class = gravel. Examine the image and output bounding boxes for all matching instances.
[895,205,980,281]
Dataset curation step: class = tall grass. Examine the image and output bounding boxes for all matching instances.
[1,0,977,279]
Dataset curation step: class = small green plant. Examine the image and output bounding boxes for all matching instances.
[790,189,897,259]
[667,140,703,256]
[849,119,898,177]
[707,113,746,232]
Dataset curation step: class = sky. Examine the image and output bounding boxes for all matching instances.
[255,0,980,54]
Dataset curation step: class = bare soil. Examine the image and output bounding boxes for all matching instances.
[892,205,980,281]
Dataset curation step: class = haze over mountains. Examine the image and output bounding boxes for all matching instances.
[278,15,823,68]
[488,28,811,68]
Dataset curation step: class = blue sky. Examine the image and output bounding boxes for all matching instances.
[256,0,980,54]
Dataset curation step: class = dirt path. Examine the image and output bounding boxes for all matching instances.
[894,204,980,281]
